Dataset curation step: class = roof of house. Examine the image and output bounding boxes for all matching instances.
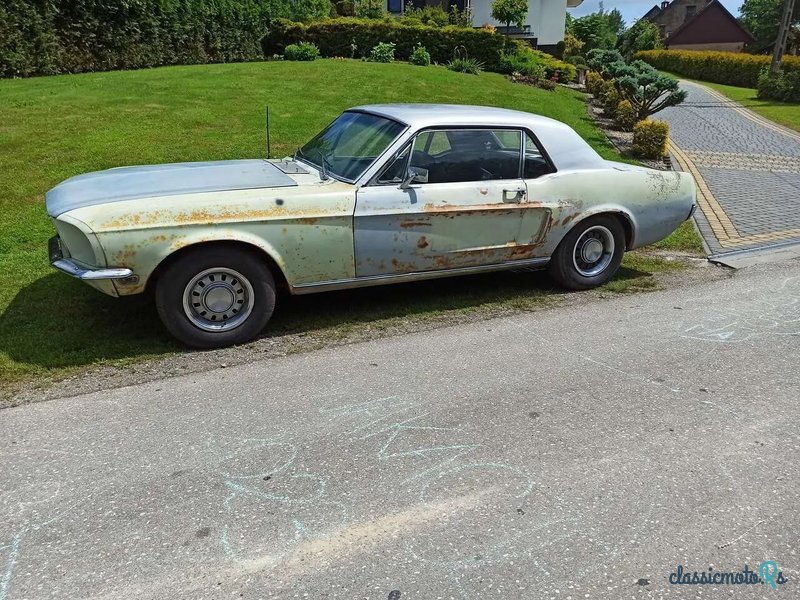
[642,0,755,44]
[667,0,755,44]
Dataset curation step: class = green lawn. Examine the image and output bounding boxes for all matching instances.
[664,72,800,133]
[0,59,695,393]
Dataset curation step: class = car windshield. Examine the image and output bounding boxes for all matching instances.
[297,111,405,182]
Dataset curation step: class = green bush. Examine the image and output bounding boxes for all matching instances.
[632,119,669,159]
[447,57,483,75]
[564,54,587,68]
[409,44,431,66]
[497,47,576,82]
[354,0,384,18]
[757,68,800,102]
[401,3,449,27]
[586,70,604,95]
[369,41,395,63]
[636,49,800,88]
[283,42,320,61]
[603,85,621,117]
[264,18,526,72]
[335,0,356,16]
[614,99,638,131]
[0,0,333,77]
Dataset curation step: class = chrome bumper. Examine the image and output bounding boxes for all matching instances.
[49,236,133,280]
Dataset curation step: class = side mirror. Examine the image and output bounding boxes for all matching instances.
[400,166,428,189]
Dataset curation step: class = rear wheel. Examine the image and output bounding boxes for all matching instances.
[155,247,275,348]
[548,215,625,290]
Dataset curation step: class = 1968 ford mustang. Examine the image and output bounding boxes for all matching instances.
[47,104,696,347]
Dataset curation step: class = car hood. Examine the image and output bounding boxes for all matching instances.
[45,159,298,218]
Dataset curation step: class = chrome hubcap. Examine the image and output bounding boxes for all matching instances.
[573,225,615,277]
[182,267,255,332]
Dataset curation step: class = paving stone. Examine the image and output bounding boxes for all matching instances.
[660,81,800,255]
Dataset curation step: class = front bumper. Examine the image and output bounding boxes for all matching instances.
[49,235,133,280]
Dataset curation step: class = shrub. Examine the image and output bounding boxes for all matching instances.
[354,0,385,18]
[409,43,431,66]
[448,57,484,75]
[264,18,528,72]
[537,79,557,91]
[632,120,669,159]
[0,0,333,78]
[586,48,624,76]
[283,42,320,61]
[564,55,587,68]
[757,68,800,102]
[608,59,686,119]
[614,99,638,131]
[636,49,800,89]
[603,85,621,117]
[402,3,450,27]
[369,42,395,63]
[335,0,356,16]
[498,47,576,81]
[586,70,604,94]
[448,5,473,28]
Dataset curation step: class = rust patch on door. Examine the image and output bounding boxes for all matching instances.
[417,236,429,249]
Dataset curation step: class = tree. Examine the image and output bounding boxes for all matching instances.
[491,0,528,33]
[563,32,585,57]
[572,13,617,51]
[618,19,663,60]
[741,0,800,53]
[586,48,624,75]
[608,60,687,119]
[606,8,626,37]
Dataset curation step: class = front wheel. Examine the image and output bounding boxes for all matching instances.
[548,215,625,290]
[155,246,276,348]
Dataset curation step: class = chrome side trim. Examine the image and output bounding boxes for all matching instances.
[52,259,134,280]
[291,257,550,294]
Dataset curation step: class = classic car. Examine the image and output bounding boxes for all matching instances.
[47,104,697,347]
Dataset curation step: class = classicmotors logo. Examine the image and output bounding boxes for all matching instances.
[669,562,788,589]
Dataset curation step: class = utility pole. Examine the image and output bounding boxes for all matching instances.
[771,0,796,73]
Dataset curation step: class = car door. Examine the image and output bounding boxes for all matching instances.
[353,128,549,277]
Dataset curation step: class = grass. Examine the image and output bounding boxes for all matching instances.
[653,220,705,253]
[0,59,693,393]
[663,71,800,133]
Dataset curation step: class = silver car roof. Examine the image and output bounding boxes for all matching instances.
[351,104,606,172]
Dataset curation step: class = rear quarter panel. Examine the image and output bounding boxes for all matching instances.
[529,167,695,252]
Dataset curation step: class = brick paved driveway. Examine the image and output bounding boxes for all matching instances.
[659,80,800,256]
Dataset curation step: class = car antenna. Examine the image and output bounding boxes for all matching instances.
[265,106,271,159]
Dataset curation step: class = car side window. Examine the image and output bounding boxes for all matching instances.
[376,143,411,184]
[524,132,554,179]
[410,129,523,184]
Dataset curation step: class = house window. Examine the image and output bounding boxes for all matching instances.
[388,0,402,13]
[685,5,696,19]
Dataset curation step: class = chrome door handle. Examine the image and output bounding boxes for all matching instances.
[503,188,526,203]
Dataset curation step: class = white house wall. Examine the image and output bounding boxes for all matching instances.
[470,0,568,46]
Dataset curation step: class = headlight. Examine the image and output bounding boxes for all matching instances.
[52,218,100,265]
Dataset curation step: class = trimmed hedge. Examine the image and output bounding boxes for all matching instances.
[1,0,332,77]
[263,18,526,73]
[632,119,669,159]
[636,49,800,89]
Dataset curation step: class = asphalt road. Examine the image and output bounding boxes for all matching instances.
[2,260,799,600]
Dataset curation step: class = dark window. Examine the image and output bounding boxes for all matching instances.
[685,5,696,19]
[409,129,523,184]
[523,133,552,179]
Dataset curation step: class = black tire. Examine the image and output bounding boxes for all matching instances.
[548,215,625,291]
[155,246,276,348]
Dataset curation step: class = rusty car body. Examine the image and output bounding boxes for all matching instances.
[47,104,697,347]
